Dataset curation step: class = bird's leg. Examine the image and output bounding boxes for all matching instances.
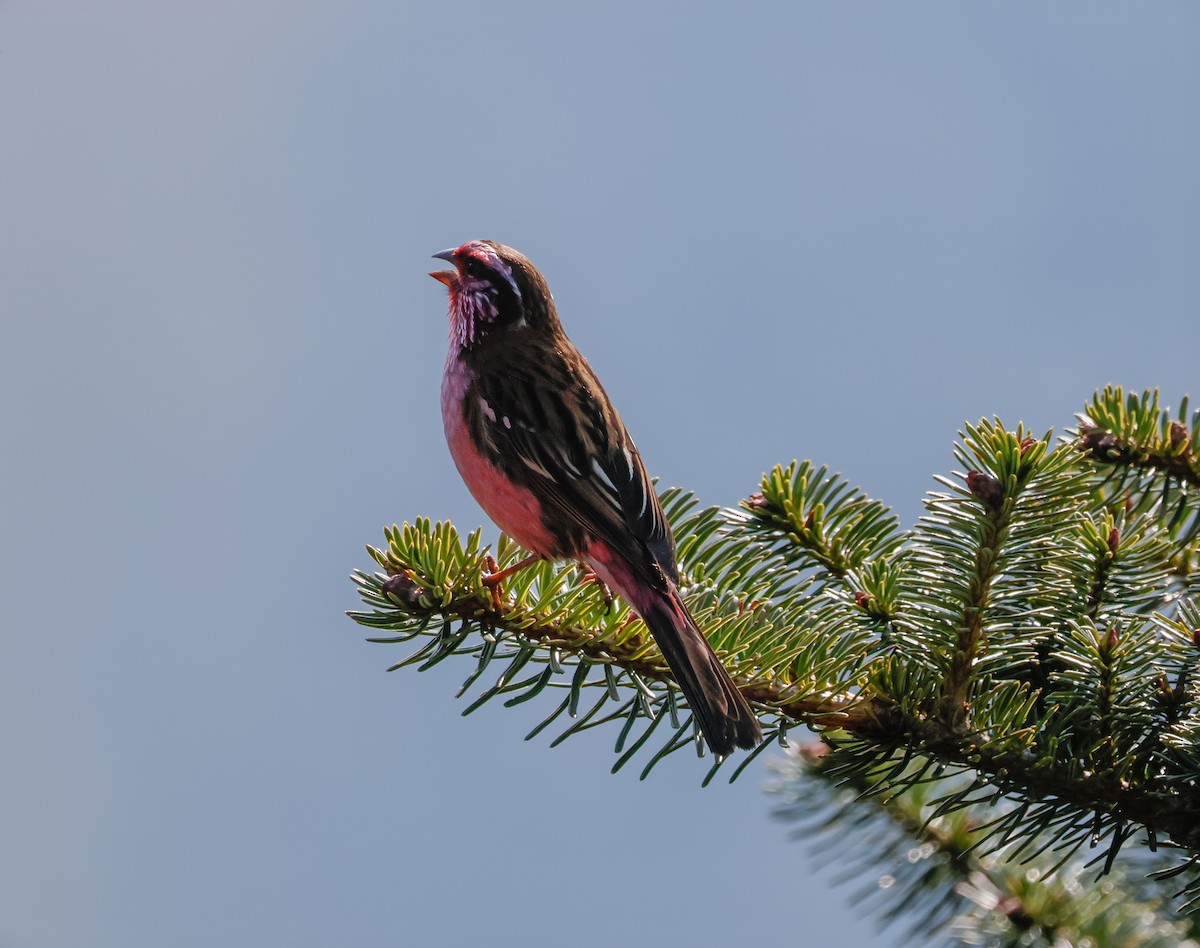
[482,553,541,586]
[576,563,614,611]
[481,553,541,608]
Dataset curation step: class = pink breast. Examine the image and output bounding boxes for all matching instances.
[441,354,559,557]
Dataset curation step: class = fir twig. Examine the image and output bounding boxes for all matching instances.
[349,386,1200,890]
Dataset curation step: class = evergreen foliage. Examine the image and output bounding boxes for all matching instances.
[350,386,1200,925]
[768,739,1200,946]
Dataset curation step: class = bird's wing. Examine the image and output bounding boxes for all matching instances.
[468,346,678,584]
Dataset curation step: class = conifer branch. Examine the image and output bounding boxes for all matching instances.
[938,463,1018,730]
[1080,386,1200,490]
[771,740,1200,946]
[349,386,1200,898]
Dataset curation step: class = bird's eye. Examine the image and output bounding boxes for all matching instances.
[464,258,485,278]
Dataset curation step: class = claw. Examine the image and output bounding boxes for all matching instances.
[577,564,614,611]
[481,554,505,609]
[480,553,541,609]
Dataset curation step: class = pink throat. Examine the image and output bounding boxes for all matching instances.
[447,283,497,348]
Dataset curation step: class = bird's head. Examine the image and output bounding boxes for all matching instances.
[430,240,555,348]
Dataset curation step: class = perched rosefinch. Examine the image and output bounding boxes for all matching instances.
[431,240,761,756]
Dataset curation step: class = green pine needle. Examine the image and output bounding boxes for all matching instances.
[349,385,1200,912]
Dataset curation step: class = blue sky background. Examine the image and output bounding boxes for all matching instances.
[2,3,1198,946]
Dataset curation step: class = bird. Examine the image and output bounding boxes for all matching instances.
[430,239,762,756]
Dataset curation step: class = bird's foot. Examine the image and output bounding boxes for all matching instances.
[481,553,541,609]
[576,565,614,611]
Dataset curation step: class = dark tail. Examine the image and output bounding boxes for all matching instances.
[641,589,762,756]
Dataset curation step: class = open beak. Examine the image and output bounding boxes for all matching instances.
[429,248,459,288]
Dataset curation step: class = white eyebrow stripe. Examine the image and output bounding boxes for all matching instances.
[491,255,522,299]
[502,270,522,298]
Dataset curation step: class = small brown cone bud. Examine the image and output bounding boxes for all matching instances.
[381,570,423,607]
[1081,428,1120,458]
[1169,421,1190,452]
[966,470,1004,508]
